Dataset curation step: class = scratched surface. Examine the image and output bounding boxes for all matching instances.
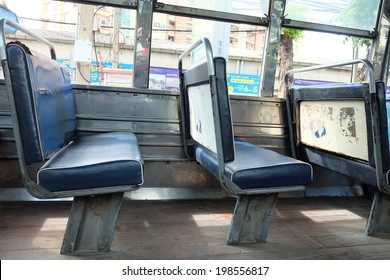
[299,100,368,161]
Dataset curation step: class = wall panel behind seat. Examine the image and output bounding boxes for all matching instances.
[0,83,291,194]
[73,85,184,160]
[0,80,17,159]
[230,95,290,154]
[73,85,291,159]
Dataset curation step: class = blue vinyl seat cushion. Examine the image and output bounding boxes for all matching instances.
[37,132,144,192]
[194,140,312,189]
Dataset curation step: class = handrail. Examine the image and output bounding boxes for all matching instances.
[284,59,375,94]
[0,18,56,61]
[284,59,389,194]
[178,37,215,76]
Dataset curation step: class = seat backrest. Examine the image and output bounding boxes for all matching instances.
[290,81,389,188]
[7,42,77,165]
[181,56,235,162]
[291,82,388,168]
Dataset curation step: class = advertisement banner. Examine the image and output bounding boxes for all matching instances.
[150,67,179,91]
[227,73,260,95]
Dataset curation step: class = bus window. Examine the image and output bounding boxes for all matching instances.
[285,0,381,31]
[150,14,265,95]
[161,0,269,17]
[282,29,378,94]
[7,1,137,87]
[76,5,137,87]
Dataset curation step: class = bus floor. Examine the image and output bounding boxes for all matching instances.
[1,196,390,260]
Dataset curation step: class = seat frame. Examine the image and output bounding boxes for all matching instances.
[178,38,312,244]
[285,60,390,237]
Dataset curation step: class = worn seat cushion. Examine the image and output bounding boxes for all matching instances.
[194,140,312,189]
[37,132,144,192]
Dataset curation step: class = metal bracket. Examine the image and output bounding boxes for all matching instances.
[124,0,138,7]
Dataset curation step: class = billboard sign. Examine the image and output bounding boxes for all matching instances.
[227,73,260,95]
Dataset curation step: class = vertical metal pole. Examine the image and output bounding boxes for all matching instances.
[260,0,285,97]
[133,0,153,88]
[377,22,390,83]
[112,8,120,69]
[75,4,94,85]
[373,0,390,83]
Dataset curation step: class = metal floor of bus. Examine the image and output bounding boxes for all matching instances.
[1,196,390,260]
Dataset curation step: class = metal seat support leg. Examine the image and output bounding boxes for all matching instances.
[60,192,124,255]
[227,193,278,244]
[365,191,390,235]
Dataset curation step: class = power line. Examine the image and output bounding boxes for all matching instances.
[18,16,265,33]
[18,16,76,25]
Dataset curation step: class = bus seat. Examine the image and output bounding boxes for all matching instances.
[193,140,311,190]
[178,38,312,244]
[289,78,390,236]
[3,39,143,255]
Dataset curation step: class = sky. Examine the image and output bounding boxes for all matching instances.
[5,0,45,28]
[6,0,42,18]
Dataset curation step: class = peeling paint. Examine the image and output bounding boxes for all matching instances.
[340,107,356,138]
[299,100,368,161]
